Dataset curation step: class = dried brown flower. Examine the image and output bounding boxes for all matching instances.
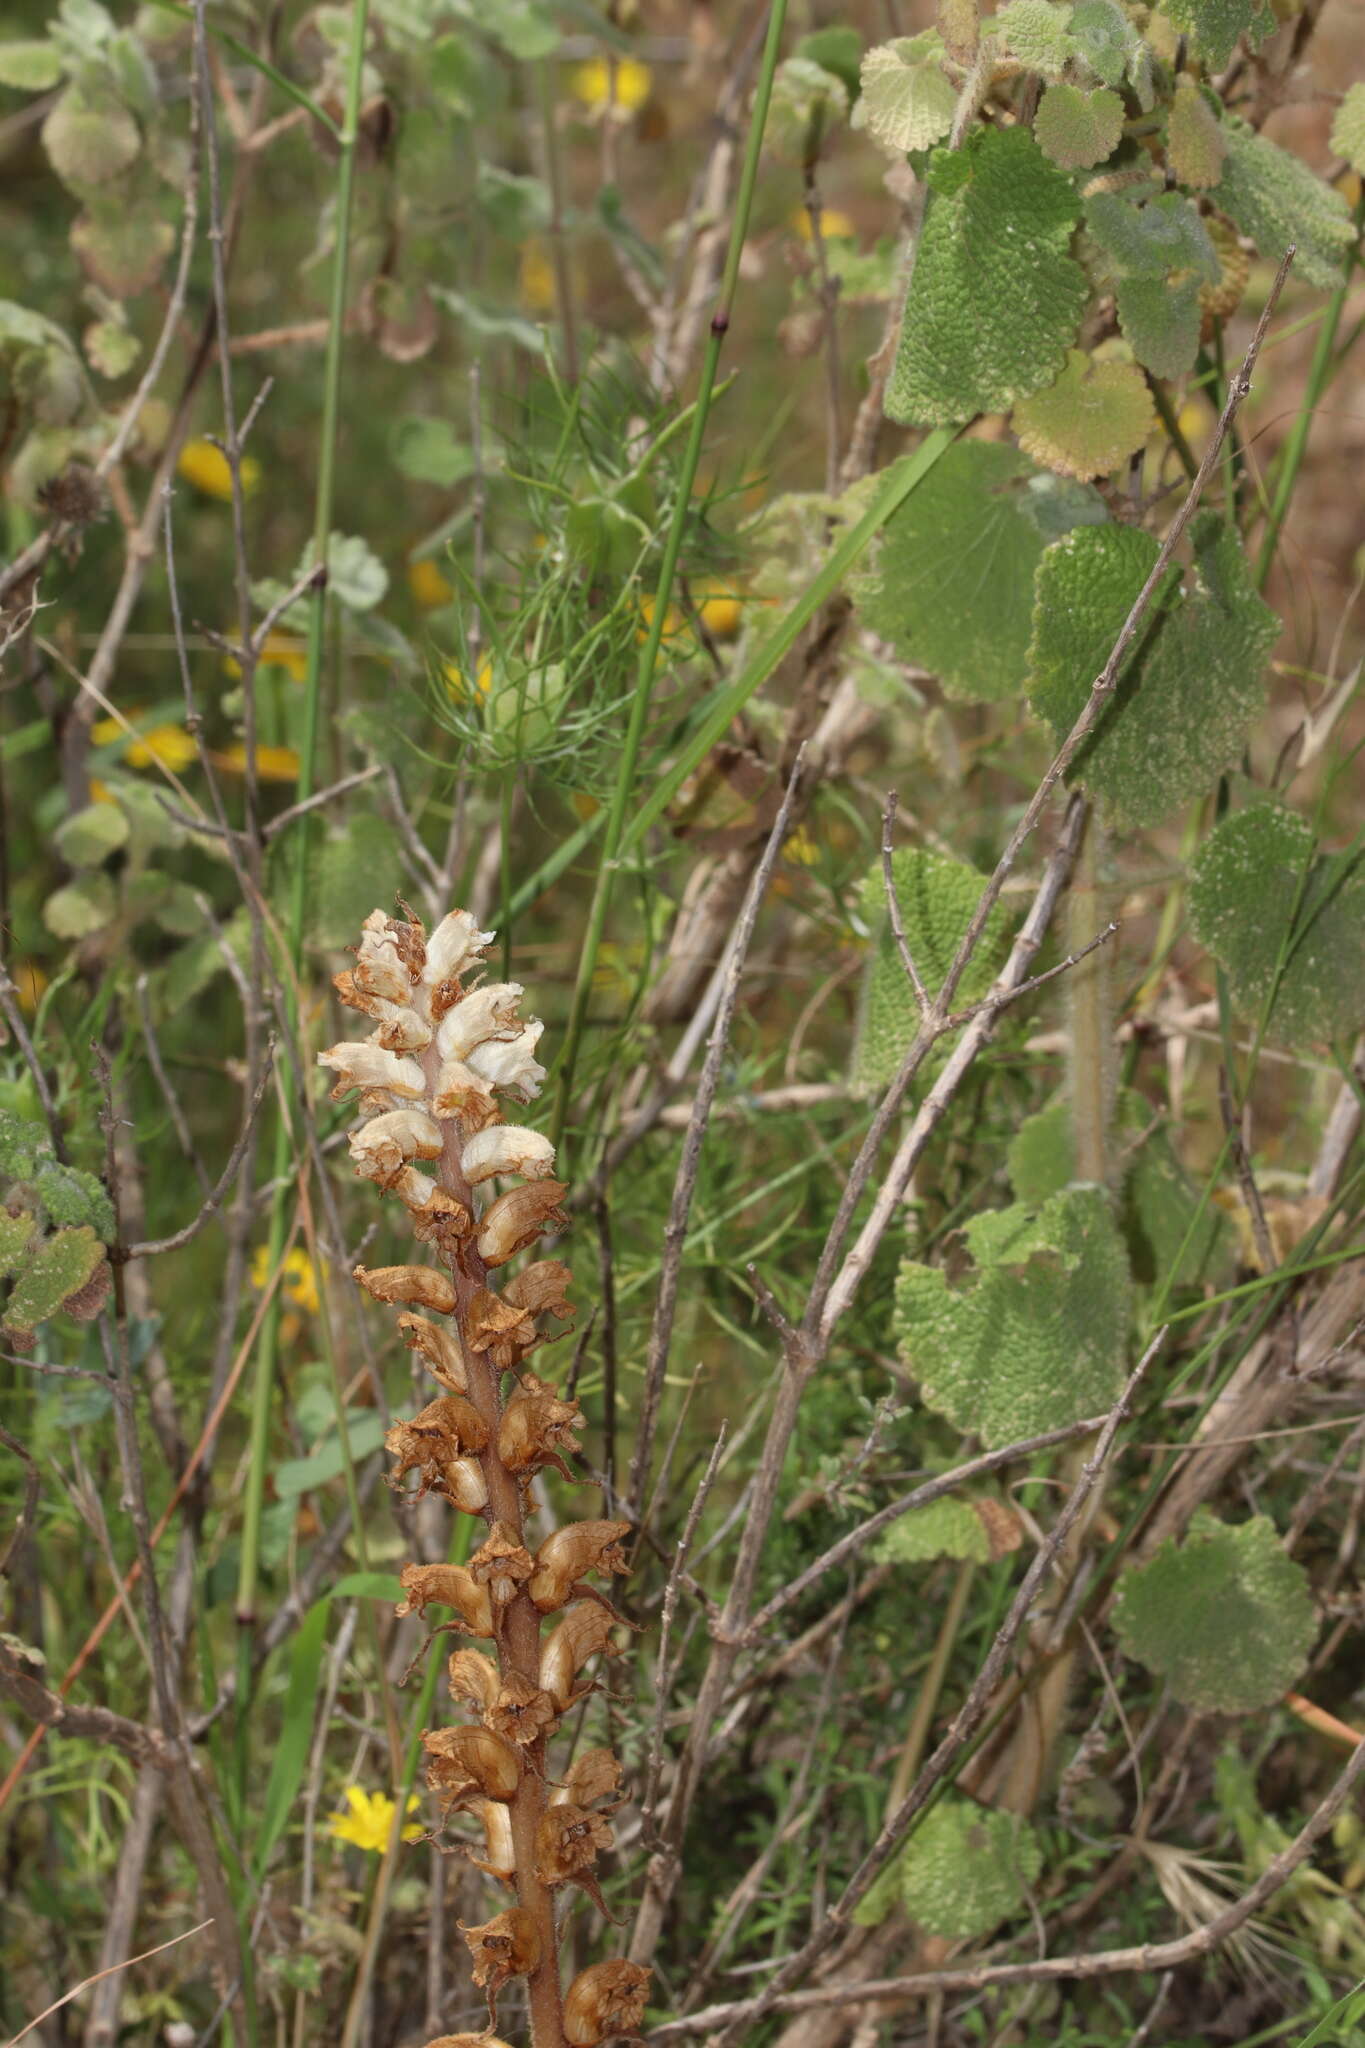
[563,1960,652,2045]
[395,1562,493,1637]
[470,1522,536,1613]
[460,1905,542,2009]
[529,1520,632,1613]
[396,1312,467,1392]
[476,1179,569,1266]
[353,1263,457,1315]
[539,1602,622,1711]
[498,1389,584,1480]
[423,1724,522,1814]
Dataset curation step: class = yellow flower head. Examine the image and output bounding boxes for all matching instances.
[695,579,744,640]
[251,1245,321,1316]
[519,238,556,313]
[443,657,494,703]
[791,205,858,244]
[91,717,197,774]
[13,963,48,1015]
[326,1786,424,1854]
[215,742,301,783]
[177,438,261,502]
[570,54,652,111]
[222,633,309,683]
[407,557,454,610]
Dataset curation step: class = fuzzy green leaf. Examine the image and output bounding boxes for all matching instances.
[795,26,863,100]
[898,1800,1042,1939]
[1068,0,1144,89]
[1014,349,1155,479]
[886,125,1088,426]
[311,813,404,953]
[853,847,1011,1091]
[54,801,129,868]
[71,205,175,299]
[41,85,140,188]
[1118,273,1203,379]
[857,36,956,156]
[0,1113,43,1181]
[1034,82,1123,169]
[4,1224,107,1336]
[895,1186,1131,1447]
[1085,190,1218,377]
[0,1211,37,1280]
[1114,1510,1316,1713]
[1161,0,1273,70]
[388,416,473,488]
[878,1496,989,1565]
[767,56,850,163]
[43,871,116,940]
[1216,104,1354,292]
[0,40,64,89]
[84,319,141,379]
[851,441,1105,702]
[1166,77,1226,189]
[994,0,1078,76]
[1188,804,1365,1043]
[35,1161,115,1239]
[1330,83,1365,177]
[1028,514,1278,829]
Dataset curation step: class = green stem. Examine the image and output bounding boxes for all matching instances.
[235,0,370,1711]
[550,0,792,1158]
[885,1560,975,1820]
[1256,208,1362,590]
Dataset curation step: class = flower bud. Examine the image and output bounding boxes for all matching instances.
[423,1724,522,1813]
[466,1021,546,1101]
[348,1107,444,1183]
[395,1562,493,1637]
[530,1520,631,1612]
[475,1180,568,1266]
[423,909,494,989]
[459,1907,542,2006]
[461,1123,557,1185]
[539,1602,621,1711]
[354,1263,456,1315]
[319,1042,426,1101]
[435,982,525,1061]
[563,1961,651,2046]
[397,1312,467,1392]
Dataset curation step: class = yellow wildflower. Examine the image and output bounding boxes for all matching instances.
[443,657,494,702]
[214,742,301,782]
[91,717,198,773]
[326,1786,424,1853]
[635,593,687,643]
[14,963,47,1015]
[519,239,556,313]
[569,55,652,111]
[251,1245,321,1316]
[407,557,454,609]
[792,205,858,243]
[222,633,309,683]
[177,437,261,502]
[784,826,819,867]
[695,580,744,640]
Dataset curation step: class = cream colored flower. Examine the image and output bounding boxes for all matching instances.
[435,983,526,1061]
[424,909,495,986]
[465,1022,546,1101]
[318,1043,426,1100]
[461,1125,556,1185]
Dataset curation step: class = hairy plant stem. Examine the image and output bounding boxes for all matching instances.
[235,0,371,1692]
[551,0,791,1158]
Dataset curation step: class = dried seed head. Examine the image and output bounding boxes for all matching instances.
[469,1523,536,1613]
[539,1602,622,1711]
[476,1180,569,1266]
[459,1905,543,2006]
[423,1724,522,1813]
[498,1388,584,1479]
[395,1562,493,1637]
[563,1960,652,2045]
[530,1520,632,1612]
[534,1801,614,1899]
[354,1263,457,1315]
[396,1312,467,1392]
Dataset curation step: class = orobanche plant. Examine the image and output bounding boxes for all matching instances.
[319,906,648,2048]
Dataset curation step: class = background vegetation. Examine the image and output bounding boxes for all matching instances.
[2,0,1365,2044]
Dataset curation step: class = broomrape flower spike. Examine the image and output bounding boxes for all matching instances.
[320,907,649,2048]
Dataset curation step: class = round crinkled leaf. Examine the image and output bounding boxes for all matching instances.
[310,812,403,952]
[54,800,129,867]
[1034,82,1123,169]
[41,85,140,187]
[34,1160,115,1238]
[4,1224,108,1338]
[1215,104,1353,292]
[886,125,1088,426]
[84,319,141,379]
[897,1800,1042,1939]
[1014,350,1155,480]
[1027,514,1278,829]
[43,871,116,940]
[1167,78,1226,190]
[994,0,1079,77]
[1114,1511,1316,1713]
[1331,84,1365,176]
[1188,804,1365,1044]
[1161,0,1273,70]
[1069,0,1142,87]
[895,1186,1131,1448]
[71,206,174,298]
[857,36,955,156]
[1116,273,1202,379]
[766,55,850,163]
[0,39,64,89]
[852,846,1011,1091]
[877,1494,1021,1565]
[850,441,1105,702]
